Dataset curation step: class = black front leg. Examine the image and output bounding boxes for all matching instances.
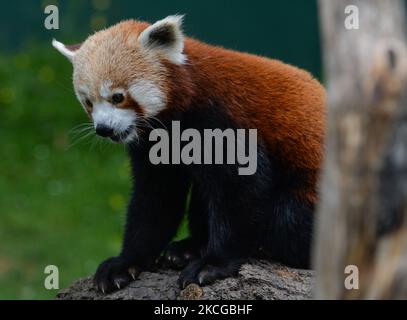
[177,201,250,288]
[178,175,257,288]
[159,187,209,270]
[177,157,268,288]
[94,148,190,293]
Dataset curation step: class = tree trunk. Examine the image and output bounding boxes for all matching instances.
[314,0,407,299]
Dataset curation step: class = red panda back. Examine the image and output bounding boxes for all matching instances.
[176,39,326,202]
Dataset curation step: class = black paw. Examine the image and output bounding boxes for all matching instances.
[159,238,201,270]
[93,256,140,294]
[178,258,244,289]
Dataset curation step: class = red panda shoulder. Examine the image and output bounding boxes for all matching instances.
[164,38,326,203]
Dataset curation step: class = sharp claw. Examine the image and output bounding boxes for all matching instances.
[198,274,204,285]
[101,285,105,294]
[115,280,121,290]
[128,268,137,280]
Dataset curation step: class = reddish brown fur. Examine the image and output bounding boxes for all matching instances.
[163,38,326,203]
[69,20,326,203]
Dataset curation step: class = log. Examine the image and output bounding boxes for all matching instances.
[314,0,407,299]
[56,261,313,300]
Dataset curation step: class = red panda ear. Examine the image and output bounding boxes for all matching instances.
[138,15,186,65]
[52,39,82,62]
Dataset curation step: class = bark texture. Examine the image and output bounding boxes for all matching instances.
[314,0,407,299]
[56,261,313,300]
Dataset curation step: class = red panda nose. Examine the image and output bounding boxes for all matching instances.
[95,125,114,138]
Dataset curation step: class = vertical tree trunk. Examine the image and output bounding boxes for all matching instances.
[314,0,407,299]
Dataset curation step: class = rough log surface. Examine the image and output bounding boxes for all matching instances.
[56,260,313,300]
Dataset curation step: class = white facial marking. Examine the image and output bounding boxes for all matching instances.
[77,85,90,96]
[92,101,137,134]
[129,80,166,116]
[74,86,91,112]
[100,80,126,100]
[100,80,113,99]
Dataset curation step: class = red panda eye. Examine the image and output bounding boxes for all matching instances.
[112,93,125,104]
[85,99,92,108]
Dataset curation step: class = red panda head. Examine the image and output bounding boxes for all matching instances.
[52,15,186,143]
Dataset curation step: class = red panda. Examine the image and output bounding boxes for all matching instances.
[53,15,326,294]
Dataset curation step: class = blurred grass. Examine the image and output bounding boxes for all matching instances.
[0,45,188,299]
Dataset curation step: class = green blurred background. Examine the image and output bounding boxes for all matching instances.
[0,0,321,299]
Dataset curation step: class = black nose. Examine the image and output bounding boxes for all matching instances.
[96,125,114,138]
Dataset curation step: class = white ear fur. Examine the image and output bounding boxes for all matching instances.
[138,15,186,65]
[52,39,76,61]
